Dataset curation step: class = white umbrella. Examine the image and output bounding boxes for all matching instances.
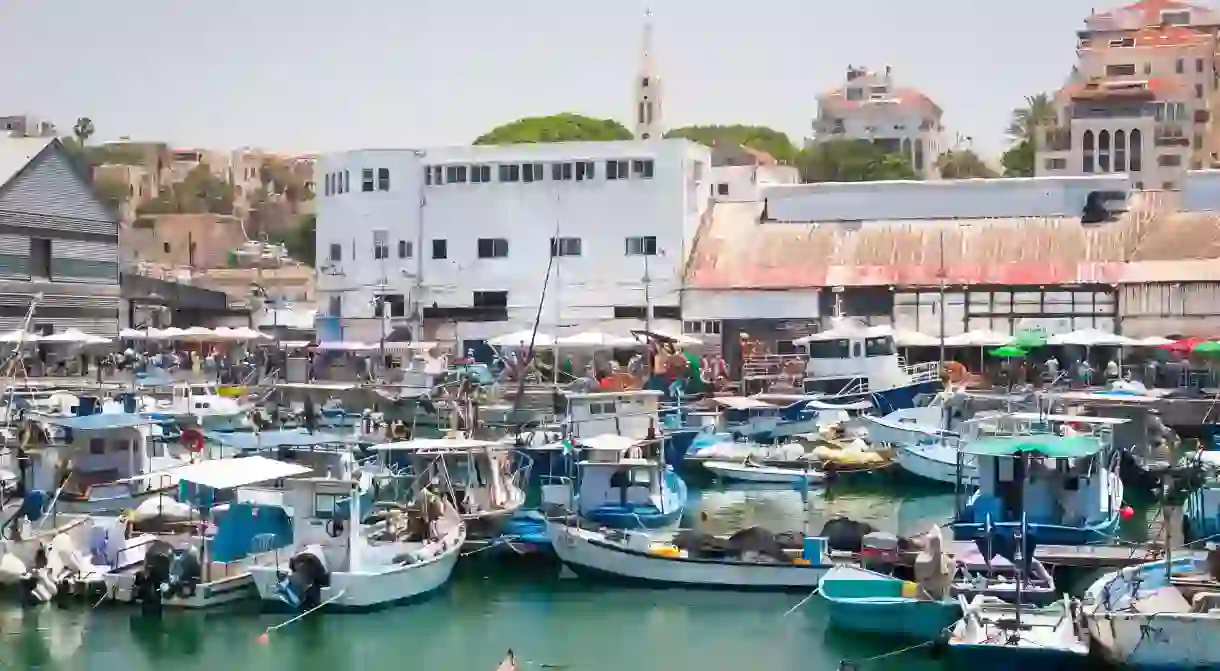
[943,330,1013,347]
[1133,336,1174,347]
[892,329,941,347]
[317,341,376,351]
[0,330,38,343]
[119,327,161,340]
[154,327,186,340]
[1048,329,1138,347]
[231,326,270,340]
[556,331,635,347]
[488,330,556,347]
[179,326,217,341]
[39,328,110,344]
[210,326,242,341]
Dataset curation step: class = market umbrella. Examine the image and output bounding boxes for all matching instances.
[1192,340,1220,356]
[1012,331,1047,349]
[988,345,1027,358]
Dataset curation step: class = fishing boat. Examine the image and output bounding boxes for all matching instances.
[102,456,310,609]
[947,595,1090,670]
[547,520,833,589]
[819,564,961,638]
[950,546,1058,606]
[702,458,824,486]
[866,394,981,487]
[795,318,942,414]
[951,428,1125,546]
[1185,451,1220,542]
[370,436,531,547]
[142,381,250,432]
[247,474,465,611]
[1083,554,1220,669]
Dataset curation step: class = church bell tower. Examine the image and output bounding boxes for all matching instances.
[633,9,663,140]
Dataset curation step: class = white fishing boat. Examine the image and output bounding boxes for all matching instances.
[247,475,465,610]
[948,595,1089,670]
[547,521,833,589]
[144,382,250,431]
[702,459,824,486]
[102,456,312,609]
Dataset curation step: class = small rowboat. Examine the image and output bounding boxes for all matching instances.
[702,460,825,485]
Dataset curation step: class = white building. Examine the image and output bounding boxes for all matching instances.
[811,65,945,179]
[314,139,713,348]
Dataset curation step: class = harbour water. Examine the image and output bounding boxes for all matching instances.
[0,478,1071,671]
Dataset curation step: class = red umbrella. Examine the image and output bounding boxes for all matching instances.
[1160,336,1214,355]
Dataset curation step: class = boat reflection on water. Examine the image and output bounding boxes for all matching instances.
[691,480,956,539]
[0,602,87,668]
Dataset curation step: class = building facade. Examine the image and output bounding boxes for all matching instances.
[1038,1,1220,188]
[811,65,945,179]
[314,139,713,347]
[0,115,57,138]
[0,138,121,336]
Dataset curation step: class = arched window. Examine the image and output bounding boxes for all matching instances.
[1083,130,1095,173]
[1099,130,1111,172]
[1130,129,1143,172]
[1115,129,1127,172]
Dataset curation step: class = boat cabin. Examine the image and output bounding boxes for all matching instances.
[562,390,662,441]
[798,319,939,396]
[205,429,360,479]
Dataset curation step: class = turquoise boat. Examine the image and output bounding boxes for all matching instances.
[818,565,961,639]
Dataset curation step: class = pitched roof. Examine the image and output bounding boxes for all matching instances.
[0,136,55,190]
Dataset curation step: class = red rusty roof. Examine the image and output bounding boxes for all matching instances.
[821,87,943,116]
[1064,76,1186,101]
[684,193,1220,290]
[1091,0,1204,27]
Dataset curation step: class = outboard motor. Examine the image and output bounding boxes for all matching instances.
[275,545,330,610]
[166,545,203,599]
[132,540,175,612]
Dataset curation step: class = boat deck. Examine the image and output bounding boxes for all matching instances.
[902,541,1205,569]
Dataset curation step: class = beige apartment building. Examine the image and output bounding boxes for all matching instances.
[1038,1,1220,189]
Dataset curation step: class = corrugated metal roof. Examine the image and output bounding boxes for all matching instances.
[0,136,54,190]
[685,193,1220,289]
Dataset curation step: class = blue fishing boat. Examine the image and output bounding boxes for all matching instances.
[951,430,1124,546]
[1184,451,1220,542]
[819,564,961,639]
[570,436,686,529]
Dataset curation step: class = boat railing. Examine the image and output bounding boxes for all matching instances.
[905,361,943,385]
[742,354,804,382]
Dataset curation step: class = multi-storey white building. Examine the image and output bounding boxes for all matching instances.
[314,139,713,348]
[811,65,945,179]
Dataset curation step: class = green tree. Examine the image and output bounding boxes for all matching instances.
[92,175,131,210]
[473,113,631,145]
[1006,93,1056,145]
[269,214,316,266]
[72,117,95,146]
[936,149,997,179]
[1001,140,1036,177]
[136,165,235,216]
[796,140,918,182]
[664,125,798,164]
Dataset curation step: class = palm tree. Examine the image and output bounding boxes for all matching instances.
[72,117,95,146]
[1006,94,1056,146]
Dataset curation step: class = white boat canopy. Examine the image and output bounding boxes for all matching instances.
[370,437,502,452]
[573,433,645,453]
[711,396,775,410]
[160,455,311,489]
[556,331,636,348]
[488,330,556,347]
[0,329,39,343]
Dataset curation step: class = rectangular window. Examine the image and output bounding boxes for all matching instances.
[324,173,332,195]
[398,240,412,258]
[329,243,342,262]
[682,321,702,334]
[477,238,509,258]
[613,306,647,319]
[1106,64,1136,77]
[716,182,729,195]
[327,294,342,317]
[522,163,544,183]
[424,167,433,186]
[343,170,350,192]
[470,165,492,183]
[1159,154,1183,167]
[575,161,595,181]
[432,239,448,259]
[1044,158,1067,170]
[373,230,389,259]
[473,291,508,308]
[653,306,681,320]
[625,236,657,256]
[1198,58,1206,73]
[377,168,390,191]
[429,166,443,185]
[632,159,655,178]
[444,165,468,184]
[1177,58,1185,74]
[362,168,374,192]
[550,237,581,257]
[498,164,521,182]
[551,162,573,181]
[1197,83,1205,99]
[606,159,629,180]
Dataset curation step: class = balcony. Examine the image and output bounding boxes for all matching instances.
[1155,124,1190,147]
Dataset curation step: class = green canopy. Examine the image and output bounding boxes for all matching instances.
[963,434,1104,458]
[989,345,1027,358]
[1012,331,1047,349]
[1192,340,1220,356]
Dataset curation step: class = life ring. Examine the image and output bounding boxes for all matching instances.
[180,429,205,454]
[325,518,345,538]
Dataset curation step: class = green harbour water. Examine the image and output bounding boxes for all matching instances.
[1,478,1123,671]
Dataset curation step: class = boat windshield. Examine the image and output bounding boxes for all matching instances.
[865,336,895,357]
[806,339,850,359]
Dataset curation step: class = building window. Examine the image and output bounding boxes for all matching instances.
[613,306,647,319]
[575,161,595,181]
[427,166,443,185]
[398,240,412,258]
[625,236,657,256]
[373,230,389,259]
[327,294,342,317]
[477,238,509,258]
[1197,84,1205,99]
[444,165,467,184]
[432,239,448,259]
[1177,58,1185,74]
[1130,129,1142,171]
[550,237,581,257]
[1159,153,1183,167]
[470,165,491,184]
[522,163,544,183]
[1115,129,1127,172]
[498,164,521,182]
[1198,58,1206,73]
[845,87,864,101]
[653,306,681,320]
[329,243,342,261]
[606,160,629,180]
[473,291,508,308]
[343,170,349,193]
[377,168,390,191]
[1143,62,1152,75]
[551,162,574,181]
[1099,130,1111,172]
[632,159,655,178]
[162,242,171,254]
[1164,181,1177,190]
[1044,158,1067,170]
[324,173,332,196]
[1106,64,1136,77]
[1083,130,1095,173]
[362,168,374,192]
[1196,134,1204,150]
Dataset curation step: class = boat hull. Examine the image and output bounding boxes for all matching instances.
[702,461,822,485]
[103,571,258,609]
[247,541,462,611]
[946,643,1092,671]
[548,523,827,590]
[826,597,961,639]
[894,442,978,487]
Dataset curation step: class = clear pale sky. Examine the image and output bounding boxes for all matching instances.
[1,0,1107,158]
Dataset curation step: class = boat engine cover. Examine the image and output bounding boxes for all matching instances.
[276,545,330,610]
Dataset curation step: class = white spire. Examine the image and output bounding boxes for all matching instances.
[633,8,663,141]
